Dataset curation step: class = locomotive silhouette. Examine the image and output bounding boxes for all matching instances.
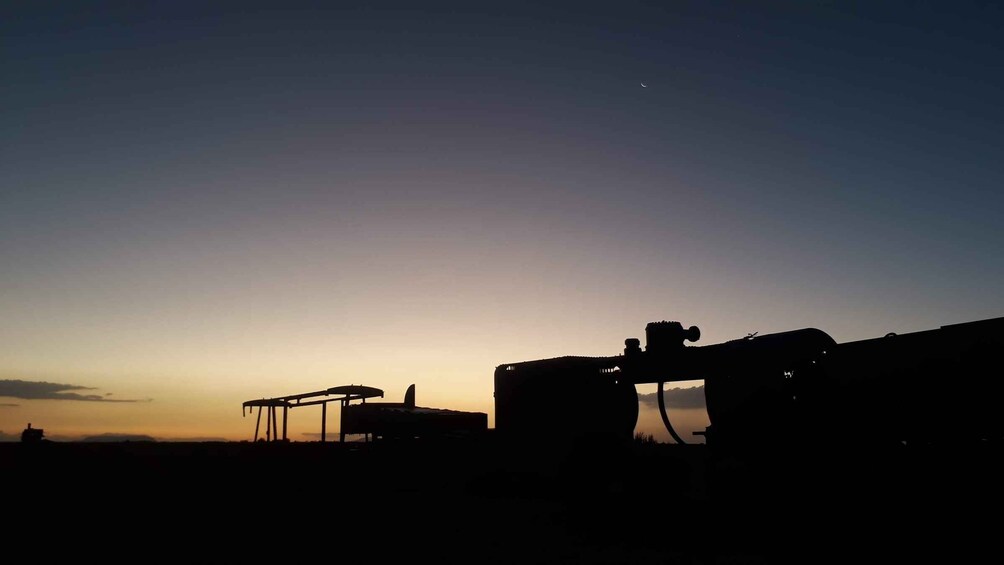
[495,316,1004,448]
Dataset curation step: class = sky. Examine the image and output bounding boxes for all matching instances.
[2,1,1003,441]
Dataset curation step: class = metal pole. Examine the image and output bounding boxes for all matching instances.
[339,398,346,443]
[657,381,687,445]
[272,406,278,442]
[282,406,288,441]
[321,402,327,443]
[254,406,262,441]
[266,406,272,442]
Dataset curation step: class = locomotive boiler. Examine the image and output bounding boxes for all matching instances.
[494,316,1004,448]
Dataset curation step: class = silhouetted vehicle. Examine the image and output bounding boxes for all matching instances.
[342,384,488,440]
[495,316,1004,450]
[21,423,44,443]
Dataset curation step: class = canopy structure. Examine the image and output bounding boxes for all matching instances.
[242,385,384,442]
[243,384,488,442]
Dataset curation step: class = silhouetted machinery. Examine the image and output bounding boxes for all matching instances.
[494,316,1004,448]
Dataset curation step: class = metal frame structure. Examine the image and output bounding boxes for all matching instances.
[242,385,384,442]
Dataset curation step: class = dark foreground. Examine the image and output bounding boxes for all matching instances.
[4,436,1000,563]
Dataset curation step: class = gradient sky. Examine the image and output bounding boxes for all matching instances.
[3,1,1002,441]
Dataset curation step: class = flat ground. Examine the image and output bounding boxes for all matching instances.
[4,437,999,563]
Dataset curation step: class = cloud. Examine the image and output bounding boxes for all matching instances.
[0,380,149,402]
[637,385,706,410]
[0,430,20,442]
[0,403,19,407]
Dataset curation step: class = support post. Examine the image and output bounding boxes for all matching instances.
[340,398,346,443]
[282,405,288,441]
[321,402,327,443]
[254,406,262,441]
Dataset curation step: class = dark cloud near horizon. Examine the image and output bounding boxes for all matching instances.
[637,385,706,410]
[0,403,20,407]
[0,379,149,402]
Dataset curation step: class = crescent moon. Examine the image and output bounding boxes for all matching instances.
[640,82,647,88]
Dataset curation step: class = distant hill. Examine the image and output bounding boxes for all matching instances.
[158,437,230,442]
[80,433,157,443]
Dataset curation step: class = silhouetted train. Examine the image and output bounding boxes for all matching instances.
[494,316,1004,449]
